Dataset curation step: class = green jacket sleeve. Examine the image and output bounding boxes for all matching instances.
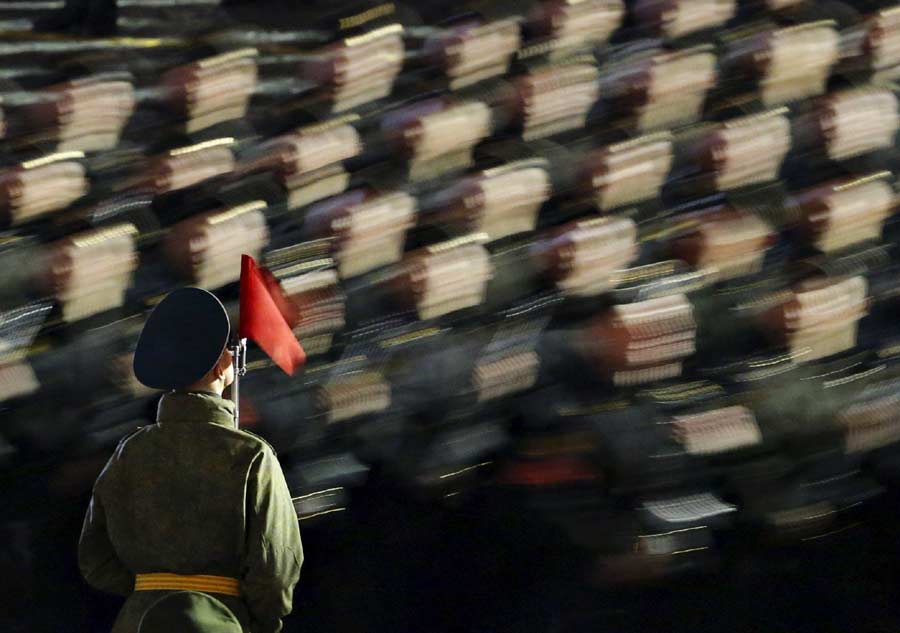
[241,447,304,633]
[78,478,134,596]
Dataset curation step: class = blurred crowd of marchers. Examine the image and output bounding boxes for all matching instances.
[4,0,900,631]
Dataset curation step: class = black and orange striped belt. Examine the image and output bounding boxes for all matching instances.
[134,573,241,597]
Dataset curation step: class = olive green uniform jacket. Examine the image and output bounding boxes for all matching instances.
[78,391,303,633]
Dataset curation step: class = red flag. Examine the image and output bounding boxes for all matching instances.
[259,266,300,327]
[239,254,306,375]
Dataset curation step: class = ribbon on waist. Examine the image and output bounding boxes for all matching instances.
[134,573,241,597]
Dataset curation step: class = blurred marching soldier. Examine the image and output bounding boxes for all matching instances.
[78,287,303,633]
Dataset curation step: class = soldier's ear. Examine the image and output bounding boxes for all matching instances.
[213,349,232,380]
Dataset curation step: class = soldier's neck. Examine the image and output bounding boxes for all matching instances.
[183,379,226,396]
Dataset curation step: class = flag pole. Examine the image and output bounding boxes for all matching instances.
[231,337,247,427]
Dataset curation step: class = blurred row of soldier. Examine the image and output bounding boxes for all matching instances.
[3,0,900,629]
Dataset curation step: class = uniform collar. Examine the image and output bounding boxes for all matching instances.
[157,391,236,429]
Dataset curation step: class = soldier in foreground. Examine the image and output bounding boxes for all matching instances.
[78,287,303,633]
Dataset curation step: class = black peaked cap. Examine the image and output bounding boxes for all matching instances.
[133,287,230,390]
